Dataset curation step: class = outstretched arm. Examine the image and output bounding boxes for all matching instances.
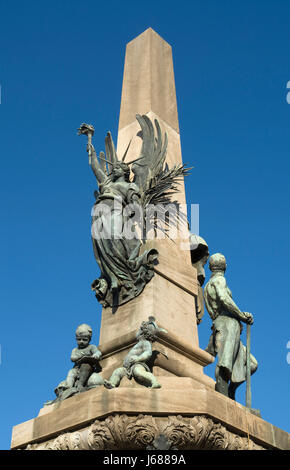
[78,123,106,185]
[214,277,252,324]
[88,143,107,185]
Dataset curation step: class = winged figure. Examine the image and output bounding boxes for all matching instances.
[78,114,188,308]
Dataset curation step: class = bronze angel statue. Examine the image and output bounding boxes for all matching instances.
[78,114,188,308]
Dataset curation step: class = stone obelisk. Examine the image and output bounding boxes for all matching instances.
[10,29,290,450]
[98,28,214,388]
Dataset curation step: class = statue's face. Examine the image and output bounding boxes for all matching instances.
[112,164,130,181]
[76,334,90,349]
[197,254,209,286]
[112,166,125,180]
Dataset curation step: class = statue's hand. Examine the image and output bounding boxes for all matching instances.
[243,312,254,325]
[128,355,138,365]
[92,351,102,361]
[78,123,94,137]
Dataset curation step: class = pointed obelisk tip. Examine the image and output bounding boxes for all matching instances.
[119,28,179,132]
[127,27,171,47]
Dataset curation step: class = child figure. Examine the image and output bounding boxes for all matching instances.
[104,317,167,389]
[66,323,104,392]
[44,324,104,405]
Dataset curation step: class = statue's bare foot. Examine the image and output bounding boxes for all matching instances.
[104,380,115,389]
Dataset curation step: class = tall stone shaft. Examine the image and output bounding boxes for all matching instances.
[118,27,179,133]
[117,28,185,206]
[99,28,214,387]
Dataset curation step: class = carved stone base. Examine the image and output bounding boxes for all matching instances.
[25,414,265,450]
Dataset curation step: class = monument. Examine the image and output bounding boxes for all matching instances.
[11,28,290,450]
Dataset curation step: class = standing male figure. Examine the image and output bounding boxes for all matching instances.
[204,253,258,400]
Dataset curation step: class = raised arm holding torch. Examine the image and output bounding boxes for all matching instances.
[78,123,95,165]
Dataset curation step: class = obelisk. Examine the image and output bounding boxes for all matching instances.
[98,28,214,387]
[10,29,290,451]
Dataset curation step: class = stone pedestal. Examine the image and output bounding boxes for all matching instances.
[99,238,215,388]
[11,379,290,450]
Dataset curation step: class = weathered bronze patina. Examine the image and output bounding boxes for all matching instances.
[104,316,167,389]
[204,253,258,400]
[44,324,103,404]
[78,115,188,308]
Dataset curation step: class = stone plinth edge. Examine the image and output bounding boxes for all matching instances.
[11,378,290,450]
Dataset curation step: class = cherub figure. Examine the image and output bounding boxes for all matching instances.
[66,323,104,392]
[44,381,68,405]
[104,317,167,389]
[44,324,103,405]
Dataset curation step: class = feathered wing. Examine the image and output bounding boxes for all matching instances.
[132,114,168,192]
[79,122,124,187]
[104,132,118,166]
[90,145,108,186]
[91,132,118,187]
[131,114,190,237]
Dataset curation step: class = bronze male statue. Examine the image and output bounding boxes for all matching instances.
[204,253,258,400]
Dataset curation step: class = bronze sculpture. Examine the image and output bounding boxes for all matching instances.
[189,234,209,324]
[44,324,103,404]
[78,115,188,308]
[104,317,167,389]
[204,253,258,400]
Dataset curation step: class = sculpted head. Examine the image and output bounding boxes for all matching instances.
[75,324,92,349]
[209,253,227,273]
[189,234,209,286]
[54,380,68,397]
[111,162,130,182]
[137,317,167,342]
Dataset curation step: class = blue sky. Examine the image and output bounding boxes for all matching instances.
[0,0,290,450]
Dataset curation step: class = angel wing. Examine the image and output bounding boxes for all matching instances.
[78,123,120,187]
[131,114,168,192]
[91,131,119,184]
[131,115,190,236]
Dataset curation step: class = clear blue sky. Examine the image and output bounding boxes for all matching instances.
[0,0,289,450]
